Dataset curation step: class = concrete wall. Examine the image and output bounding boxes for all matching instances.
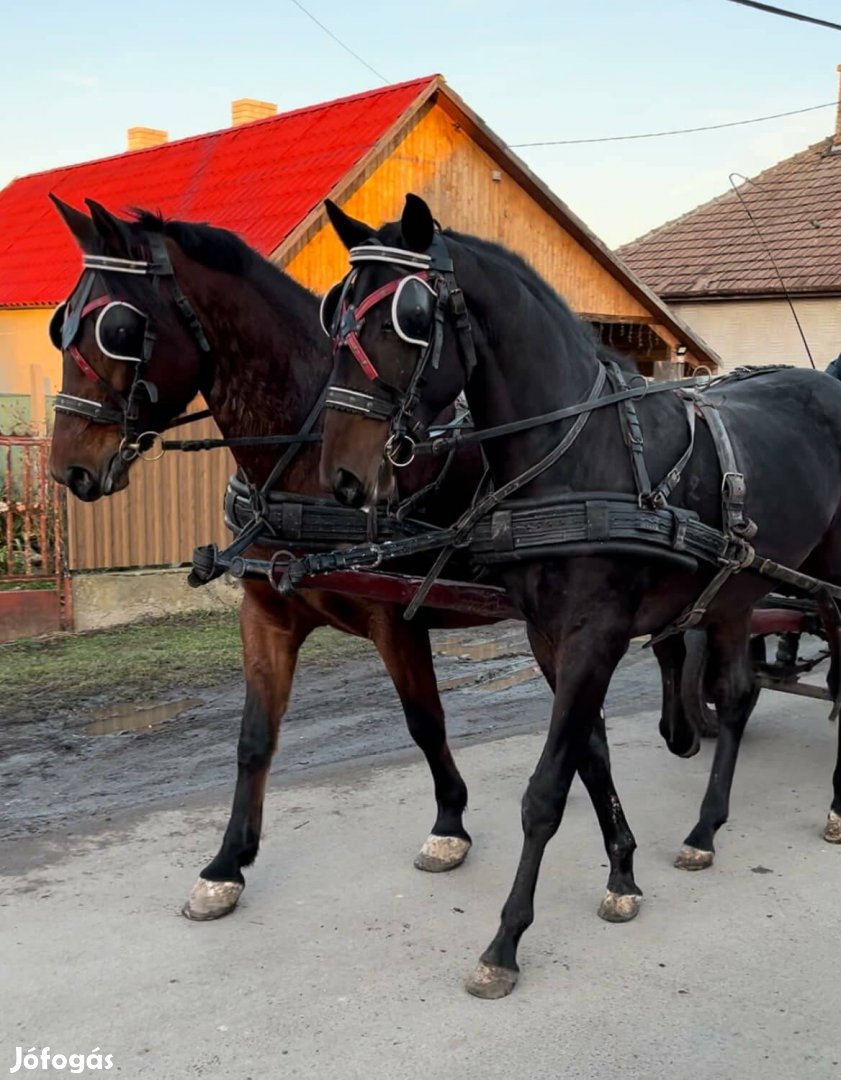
[672,297,841,374]
[71,567,241,632]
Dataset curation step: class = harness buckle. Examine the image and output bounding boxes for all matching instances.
[721,470,746,502]
[640,490,668,511]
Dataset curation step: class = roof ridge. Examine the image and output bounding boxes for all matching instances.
[2,75,438,189]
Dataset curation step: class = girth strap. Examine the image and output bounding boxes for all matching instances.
[654,395,758,638]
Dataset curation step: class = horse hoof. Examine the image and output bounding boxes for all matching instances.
[824,810,841,844]
[676,738,701,760]
[413,835,471,873]
[465,961,519,1000]
[181,878,244,921]
[674,845,714,871]
[598,890,642,923]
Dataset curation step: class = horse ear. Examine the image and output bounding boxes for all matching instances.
[85,199,133,255]
[401,194,435,253]
[49,194,97,252]
[324,199,375,250]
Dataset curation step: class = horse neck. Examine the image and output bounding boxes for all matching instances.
[174,253,330,490]
[456,242,600,487]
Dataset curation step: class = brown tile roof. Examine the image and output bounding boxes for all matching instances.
[617,137,841,299]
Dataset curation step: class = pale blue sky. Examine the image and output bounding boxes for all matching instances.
[2,0,840,245]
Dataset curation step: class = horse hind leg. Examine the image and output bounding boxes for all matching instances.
[675,612,754,871]
[183,586,313,920]
[370,611,470,872]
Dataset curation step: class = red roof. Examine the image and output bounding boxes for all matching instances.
[0,76,435,306]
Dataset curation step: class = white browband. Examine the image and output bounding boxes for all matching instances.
[349,244,431,270]
[83,254,150,275]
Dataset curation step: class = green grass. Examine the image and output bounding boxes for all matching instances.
[0,610,370,719]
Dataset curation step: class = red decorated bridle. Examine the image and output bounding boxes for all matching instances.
[322,236,476,466]
[51,239,211,458]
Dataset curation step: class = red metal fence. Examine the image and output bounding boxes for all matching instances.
[0,435,69,642]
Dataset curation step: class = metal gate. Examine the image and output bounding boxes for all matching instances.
[0,435,69,643]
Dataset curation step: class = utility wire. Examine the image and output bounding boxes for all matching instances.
[511,100,838,147]
[289,0,389,85]
[724,0,841,31]
[728,172,815,368]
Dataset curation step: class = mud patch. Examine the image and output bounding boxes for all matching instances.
[81,697,205,736]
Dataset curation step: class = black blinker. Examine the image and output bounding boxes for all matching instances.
[49,303,66,350]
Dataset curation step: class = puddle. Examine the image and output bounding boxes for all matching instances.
[82,697,205,736]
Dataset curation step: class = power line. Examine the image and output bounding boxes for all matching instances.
[728,172,815,368]
[511,99,838,147]
[724,0,841,31]
[289,0,389,85]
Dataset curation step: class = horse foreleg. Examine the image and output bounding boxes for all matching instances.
[527,625,641,924]
[370,611,470,872]
[467,615,631,999]
[676,612,754,870]
[183,585,314,919]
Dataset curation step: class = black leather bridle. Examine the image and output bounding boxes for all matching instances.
[324,234,477,467]
[51,232,211,460]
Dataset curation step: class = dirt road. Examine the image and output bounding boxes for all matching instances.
[0,621,661,844]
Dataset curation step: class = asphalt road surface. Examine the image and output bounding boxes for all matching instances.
[2,624,840,1078]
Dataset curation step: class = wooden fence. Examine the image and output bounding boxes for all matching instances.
[66,417,233,571]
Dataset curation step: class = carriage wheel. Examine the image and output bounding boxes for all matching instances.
[681,630,766,739]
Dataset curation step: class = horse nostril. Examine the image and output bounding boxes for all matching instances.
[66,465,101,502]
[332,468,367,509]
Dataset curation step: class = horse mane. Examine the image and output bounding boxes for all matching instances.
[440,228,638,374]
[129,209,319,321]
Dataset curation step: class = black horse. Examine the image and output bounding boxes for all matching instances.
[318,193,841,998]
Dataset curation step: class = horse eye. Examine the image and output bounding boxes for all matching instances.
[382,320,395,333]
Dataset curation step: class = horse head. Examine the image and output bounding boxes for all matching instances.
[49,197,210,501]
[320,194,472,509]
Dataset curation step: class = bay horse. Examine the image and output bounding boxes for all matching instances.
[45,198,696,930]
[318,193,841,997]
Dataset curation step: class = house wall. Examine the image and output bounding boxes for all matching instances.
[0,307,57,433]
[672,297,841,374]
